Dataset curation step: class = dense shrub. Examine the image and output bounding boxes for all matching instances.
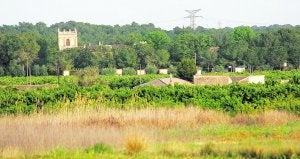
[145,65,158,74]
[177,58,197,81]
[40,65,48,76]
[76,67,99,86]
[168,65,177,75]
[213,65,225,72]
[32,65,48,76]
[101,67,116,75]
[8,60,25,77]
[122,67,136,75]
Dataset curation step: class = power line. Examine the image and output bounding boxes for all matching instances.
[185,9,202,29]
[204,16,271,27]
[152,18,185,24]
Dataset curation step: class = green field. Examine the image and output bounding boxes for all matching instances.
[0,70,300,114]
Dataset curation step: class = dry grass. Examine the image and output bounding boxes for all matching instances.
[124,134,147,155]
[231,110,298,125]
[0,107,299,157]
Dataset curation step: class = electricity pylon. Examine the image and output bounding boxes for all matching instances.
[185,9,202,29]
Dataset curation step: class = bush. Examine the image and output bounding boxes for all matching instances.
[101,68,116,75]
[213,65,225,72]
[40,65,48,76]
[32,65,49,76]
[122,67,136,75]
[168,65,177,75]
[177,58,197,81]
[76,67,99,86]
[145,65,158,74]
[261,65,273,71]
[32,65,40,76]
[8,60,25,77]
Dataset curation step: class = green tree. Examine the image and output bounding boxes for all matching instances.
[195,34,216,52]
[0,34,23,71]
[267,46,288,69]
[36,38,49,65]
[177,58,197,81]
[125,33,143,46]
[257,32,280,48]
[144,31,171,50]
[134,43,155,68]
[145,64,158,74]
[74,49,98,69]
[99,52,115,68]
[114,46,138,68]
[243,48,259,72]
[231,26,255,43]
[170,33,196,62]
[32,65,48,76]
[40,65,48,76]
[202,50,218,72]
[8,60,25,76]
[32,65,40,76]
[18,32,40,77]
[154,49,170,68]
[288,46,300,68]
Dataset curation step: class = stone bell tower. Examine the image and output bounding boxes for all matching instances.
[57,28,78,51]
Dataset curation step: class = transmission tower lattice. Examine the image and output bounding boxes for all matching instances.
[185,9,202,29]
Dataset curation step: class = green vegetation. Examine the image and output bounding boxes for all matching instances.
[177,58,197,81]
[0,22,300,77]
[122,67,136,75]
[0,71,300,114]
[1,22,300,159]
[35,141,300,159]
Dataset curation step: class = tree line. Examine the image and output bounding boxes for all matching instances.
[0,21,299,77]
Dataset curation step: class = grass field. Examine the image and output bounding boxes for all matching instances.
[0,107,299,158]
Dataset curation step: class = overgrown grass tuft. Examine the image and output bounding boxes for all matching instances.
[124,135,147,155]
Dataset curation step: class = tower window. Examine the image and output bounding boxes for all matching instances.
[66,39,70,46]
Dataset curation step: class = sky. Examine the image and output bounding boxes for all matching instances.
[0,0,299,30]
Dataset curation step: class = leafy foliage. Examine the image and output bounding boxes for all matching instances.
[100,67,116,75]
[0,21,300,75]
[8,60,25,77]
[145,65,158,74]
[177,58,197,81]
[32,65,48,76]
[0,72,300,114]
[75,67,99,86]
[122,67,136,75]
